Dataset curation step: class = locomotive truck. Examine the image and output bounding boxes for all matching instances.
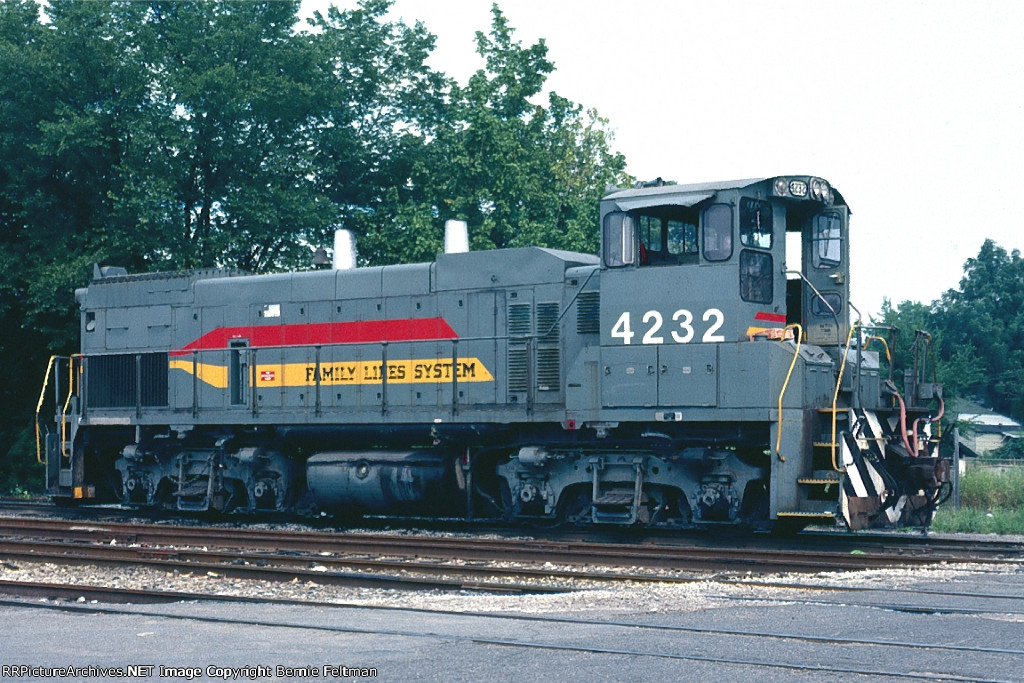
[38,175,949,530]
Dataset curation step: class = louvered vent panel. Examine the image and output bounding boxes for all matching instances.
[536,302,559,341]
[508,302,532,394]
[536,347,561,390]
[508,303,532,336]
[508,346,529,392]
[536,302,561,391]
[576,291,600,334]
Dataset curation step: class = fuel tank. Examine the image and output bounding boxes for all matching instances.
[306,450,451,513]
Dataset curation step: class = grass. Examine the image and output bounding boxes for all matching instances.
[931,467,1024,534]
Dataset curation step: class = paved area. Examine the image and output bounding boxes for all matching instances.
[2,565,1023,682]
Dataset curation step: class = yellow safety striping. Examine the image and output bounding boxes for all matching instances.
[170,357,495,389]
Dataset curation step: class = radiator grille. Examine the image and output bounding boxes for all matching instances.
[87,353,169,408]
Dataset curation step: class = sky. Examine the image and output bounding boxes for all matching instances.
[302,0,1024,317]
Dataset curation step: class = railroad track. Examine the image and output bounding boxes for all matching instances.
[1,514,1021,585]
[4,498,1023,559]
[4,502,1022,683]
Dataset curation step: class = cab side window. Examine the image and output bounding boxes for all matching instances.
[602,212,635,267]
[702,204,732,261]
[740,198,773,249]
[812,212,842,268]
[638,215,662,261]
[738,198,773,303]
[740,250,773,303]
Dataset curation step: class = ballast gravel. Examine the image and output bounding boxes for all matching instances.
[0,553,1016,616]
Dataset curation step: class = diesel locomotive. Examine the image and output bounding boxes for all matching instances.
[38,175,950,530]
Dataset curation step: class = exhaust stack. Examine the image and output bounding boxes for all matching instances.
[333,229,357,270]
[444,220,469,254]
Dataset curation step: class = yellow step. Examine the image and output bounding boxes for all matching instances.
[797,477,840,485]
[777,511,836,519]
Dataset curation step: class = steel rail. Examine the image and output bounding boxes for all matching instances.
[0,540,563,594]
[5,535,1024,609]
[2,516,1017,574]
[4,500,1024,558]
[0,537,698,585]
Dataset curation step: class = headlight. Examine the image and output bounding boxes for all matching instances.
[810,178,832,202]
[774,178,789,196]
[789,180,808,197]
[810,179,822,199]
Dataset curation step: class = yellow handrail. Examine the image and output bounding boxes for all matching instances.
[60,355,79,458]
[864,335,892,363]
[34,356,58,465]
[830,323,859,472]
[774,324,803,462]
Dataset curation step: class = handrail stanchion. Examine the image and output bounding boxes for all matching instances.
[380,342,388,415]
[451,339,459,416]
[251,348,258,419]
[192,350,199,419]
[314,345,322,417]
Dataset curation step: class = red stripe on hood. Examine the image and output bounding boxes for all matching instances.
[170,318,458,356]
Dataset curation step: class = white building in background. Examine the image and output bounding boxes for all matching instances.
[957,411,1023,458]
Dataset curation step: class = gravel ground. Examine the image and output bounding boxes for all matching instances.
[1,553,1018,616]
[3,509,1023,615]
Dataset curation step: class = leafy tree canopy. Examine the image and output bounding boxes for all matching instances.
[872,238,1024,424]
[0,0,627,491]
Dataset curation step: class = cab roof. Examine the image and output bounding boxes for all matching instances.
[603,176,848,212]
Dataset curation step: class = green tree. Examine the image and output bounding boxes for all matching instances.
[131,0,333,271]
[0,1,630,493]
[0,0,446,491]
[403,5,627,260]
[871,239,1024,424]
[306,0,447,265]
[934,239,1024,419]
[0,0,63,492]
[869,298,939,391]
[4,1,153,347]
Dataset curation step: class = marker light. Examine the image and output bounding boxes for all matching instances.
[774,178,789,196]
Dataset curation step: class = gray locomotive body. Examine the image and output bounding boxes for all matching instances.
[44,176,949,530]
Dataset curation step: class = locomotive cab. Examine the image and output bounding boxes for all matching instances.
[588,177,945,529]
[599,176,850,347]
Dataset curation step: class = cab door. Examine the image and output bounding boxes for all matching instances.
[802,206,850,345]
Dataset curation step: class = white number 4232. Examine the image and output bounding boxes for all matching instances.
[610,309,725,345]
